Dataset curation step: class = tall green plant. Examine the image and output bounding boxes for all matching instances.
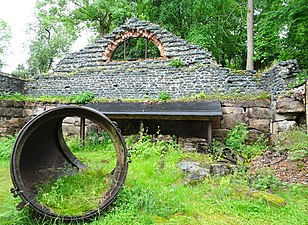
[225,123,267,161]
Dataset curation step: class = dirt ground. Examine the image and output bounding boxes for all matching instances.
[250,149,308,184]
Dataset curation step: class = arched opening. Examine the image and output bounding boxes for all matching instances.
[102,30,167,62]
[111,38,160,61]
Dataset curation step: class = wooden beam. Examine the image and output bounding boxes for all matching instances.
[80,117,85,146]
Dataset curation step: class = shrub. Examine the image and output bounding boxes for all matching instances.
[71,91,94,105]
[170,58,183,67]
[0,136,15,160]
[277,126,308,161]
[213,123,267,163]
[158,91,171,101]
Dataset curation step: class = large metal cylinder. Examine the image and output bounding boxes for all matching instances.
[10,106,129,221]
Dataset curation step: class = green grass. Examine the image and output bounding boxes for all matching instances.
[36,167,112,215]
[0,135,307,224]
[0,89,270,105]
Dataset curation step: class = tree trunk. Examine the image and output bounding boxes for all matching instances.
[246,0,254,70]
[99,20,105,37]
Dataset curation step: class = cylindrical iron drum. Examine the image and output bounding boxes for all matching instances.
[10,106,129,221]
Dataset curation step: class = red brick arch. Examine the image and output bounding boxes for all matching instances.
[103,30,167,62]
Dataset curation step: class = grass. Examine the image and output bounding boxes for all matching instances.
[0,134,307,224]
[276,126,308,161]
[0,89,270,105]
[35,167,112,215]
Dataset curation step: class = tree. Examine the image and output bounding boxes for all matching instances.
[137,0,247,69]
[246,0,254,70]
[254,0,307,69]
[27,12,77,75]
[0,19,12,70]
[36,0,134,37]
[186,0,247,68]
[71,0,134,37]
[280,0,308,69]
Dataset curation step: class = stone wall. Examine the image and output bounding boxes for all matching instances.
[0,98,304,144]
[0,101,59,136]
[0,100,271,138]
[0,72,24,95]
[24,60,298,100]
[271,97,306,143]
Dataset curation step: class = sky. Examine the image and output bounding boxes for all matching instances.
[0,0,91,73]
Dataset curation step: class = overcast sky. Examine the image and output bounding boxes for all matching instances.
[0,0,36,73]
[0,0,91,73]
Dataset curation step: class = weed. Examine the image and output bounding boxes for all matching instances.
[158,91,171,101]
[1,135,308,225]
[70,91,94,105]
[277,126,308,161]
[250,167,283,192]
[0,135,15,160]
[287,69,308,88]
[224,123,267,162]
[36,167,112,215]
[170,58,183,67]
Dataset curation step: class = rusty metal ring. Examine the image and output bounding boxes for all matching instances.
[10,106,129,221]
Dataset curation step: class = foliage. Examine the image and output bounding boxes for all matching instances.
[0,136,15,160]
[27,15,76,75]
[254,0,308,69]
[70,91,94,105]
[170,58,183,67]
[276,126,308,161]
[214,123,268,162]
[225,123,249,153]
[158,91,171,101]
[36,167,111,215]
[0,19,12,69]
[36,0,134,37]
[250,167,284,191]
[294,69,308,87]
[112,38,160,61]
[11,64,31,79]
[186,0,247,69]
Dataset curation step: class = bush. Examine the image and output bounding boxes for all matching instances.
[277,126,308,161]
[70,91,94,105]
[170,58,183,67]
[213,123,267,163]
[158,91,171,101]
[0,136,15,160]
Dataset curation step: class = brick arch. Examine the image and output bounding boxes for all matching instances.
[102,30,167,62]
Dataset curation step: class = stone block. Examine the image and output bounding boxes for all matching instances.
[4,118,25,127]
[222,99,270,108]
[222,107,244,114]
[276,98,304,113]
[249,119,270,132]
[272,120,297,133]
[0,108,23,117]
[63,116,80,125]
[246,107,271,119]
[62,124,80,136]
[273,113,297,122]
[221,113,246,129]
[31,107,45,116]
